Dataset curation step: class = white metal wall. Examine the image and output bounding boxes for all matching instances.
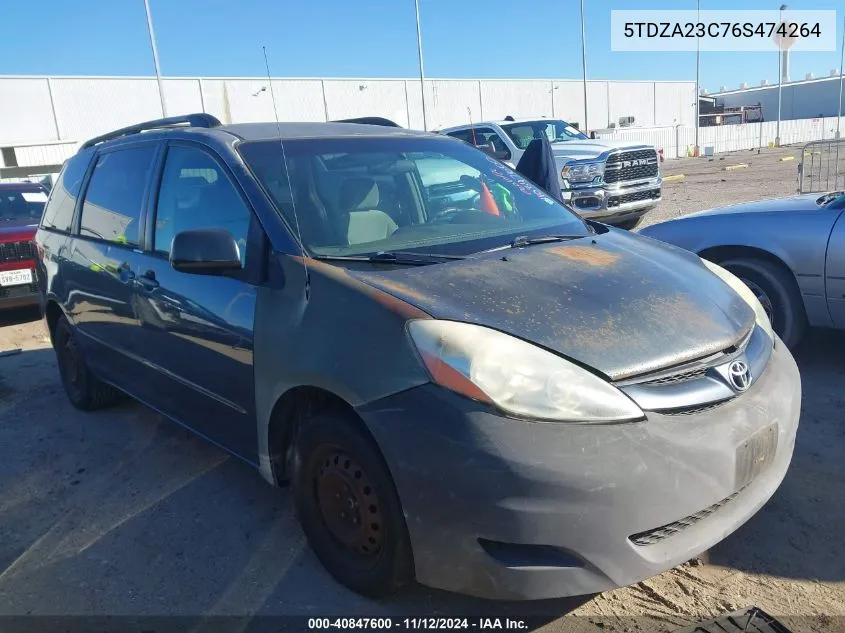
[1,75,698,169]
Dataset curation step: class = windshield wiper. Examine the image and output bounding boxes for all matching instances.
[313,251,465,266]
[510,234,582,248]
[479,234,584,254]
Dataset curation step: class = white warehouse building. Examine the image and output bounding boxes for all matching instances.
[712,73,845,122]
[0,75,695,177]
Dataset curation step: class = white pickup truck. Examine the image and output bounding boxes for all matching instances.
[439,118,662,229]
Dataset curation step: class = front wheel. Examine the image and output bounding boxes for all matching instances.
[292,412,414,597]
[719,257,808,349]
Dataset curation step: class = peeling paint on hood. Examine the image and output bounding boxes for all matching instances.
[352,230,755,381]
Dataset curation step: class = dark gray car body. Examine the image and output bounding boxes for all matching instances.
[35,122,800,600]
[639,193,845,330]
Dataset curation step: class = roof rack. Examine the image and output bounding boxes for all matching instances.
[80,113,222,150]
[332,117,401,128]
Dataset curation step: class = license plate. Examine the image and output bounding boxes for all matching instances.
[735,424,778,490]
[0,268,33,287]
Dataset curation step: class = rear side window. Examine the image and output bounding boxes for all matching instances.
[79,146,157,246]
[41,151,92,232]
[445,127,511,160]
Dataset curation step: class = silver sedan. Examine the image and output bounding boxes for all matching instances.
[640,191,845,348]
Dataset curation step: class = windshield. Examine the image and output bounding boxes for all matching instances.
[238,137,589,258]
[0,188,47,222]
[501,120,588,150]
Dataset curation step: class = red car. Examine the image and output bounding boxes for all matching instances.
[0,182,47,311]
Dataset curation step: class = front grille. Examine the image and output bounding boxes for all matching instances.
[0,240,35,264]
[629,488,745,546]
[605,150,659,184]
[641,367,708,386]
[607,189,661,207]
[659,400,731,416]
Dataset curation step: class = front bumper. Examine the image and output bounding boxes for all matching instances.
[358,339,800,600]
[0,282,38,310]
[564,177,662,223]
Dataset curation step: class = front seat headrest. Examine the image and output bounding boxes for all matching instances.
[339,178,380,211]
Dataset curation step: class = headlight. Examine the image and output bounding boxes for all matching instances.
[407,320,644,423]
[561,162,604,183]
[702,259,775,342]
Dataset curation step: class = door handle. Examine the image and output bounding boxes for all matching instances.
[136,270,160,290]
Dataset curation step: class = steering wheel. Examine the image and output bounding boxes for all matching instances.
[429,207,465,223]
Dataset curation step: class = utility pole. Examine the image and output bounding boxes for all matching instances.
[143,0,167,117]
[580,0,588,133]
[414,0,428,131]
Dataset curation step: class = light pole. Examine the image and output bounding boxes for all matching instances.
[837,14,844,139]
[580,0,588,133]
[694,0,700,155]
[776,3,787,147]
[414,0,428,131]
[143,0,167,117]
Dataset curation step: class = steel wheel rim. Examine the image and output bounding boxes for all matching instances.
[313,448,384,558]
[740,277,775,326]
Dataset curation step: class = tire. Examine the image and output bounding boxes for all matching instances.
[53,315,123,410]
[292,411,414,597]
[613,216,643,231]
[718,257,808,349]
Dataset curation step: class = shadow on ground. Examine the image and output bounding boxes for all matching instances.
[0,306,40,329]
[706,328,845,582]
[0,345,592,625]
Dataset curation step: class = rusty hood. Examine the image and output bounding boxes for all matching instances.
[351,230,756,381]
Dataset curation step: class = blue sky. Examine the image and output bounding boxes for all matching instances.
[0,0,842,92]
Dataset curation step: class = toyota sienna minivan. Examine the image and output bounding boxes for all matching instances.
[35,114,800,600]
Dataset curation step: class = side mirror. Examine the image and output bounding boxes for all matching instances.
[170,229,242,275]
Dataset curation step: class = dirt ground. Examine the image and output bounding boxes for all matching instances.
[1,150,843,632]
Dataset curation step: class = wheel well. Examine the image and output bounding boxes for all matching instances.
[267,386,369,486]
[44,300,63,342]
[698,245,795,278]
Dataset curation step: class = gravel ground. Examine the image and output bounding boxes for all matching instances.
[640,145,805,229]
[1,154,844,632]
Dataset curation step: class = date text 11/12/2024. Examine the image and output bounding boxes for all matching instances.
[307,618,529,630]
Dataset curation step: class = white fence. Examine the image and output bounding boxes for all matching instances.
[595,116,845,160]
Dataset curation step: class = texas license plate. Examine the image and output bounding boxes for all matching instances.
[0,268,33,287]
[735,424,778,490]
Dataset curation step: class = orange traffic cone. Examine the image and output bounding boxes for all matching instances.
[480,181,501,216]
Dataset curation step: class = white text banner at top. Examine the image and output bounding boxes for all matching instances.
[611,10,837,52]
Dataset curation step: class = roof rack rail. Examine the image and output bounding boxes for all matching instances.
[332,117,401,128]
[80,113,222,150]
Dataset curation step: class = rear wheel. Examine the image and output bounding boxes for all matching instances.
[292,411,413,597]
[718,257,808,349]
[53,315,122,410]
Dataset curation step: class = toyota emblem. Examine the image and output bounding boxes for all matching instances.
[728,360,752,392]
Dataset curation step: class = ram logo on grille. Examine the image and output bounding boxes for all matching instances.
[622,158,649,168]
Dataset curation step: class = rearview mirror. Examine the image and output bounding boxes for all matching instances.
[170,229,242,275]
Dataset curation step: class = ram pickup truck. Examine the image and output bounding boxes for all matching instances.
[440,118,662,229]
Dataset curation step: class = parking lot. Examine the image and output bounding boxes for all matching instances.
[1,148,843,632]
